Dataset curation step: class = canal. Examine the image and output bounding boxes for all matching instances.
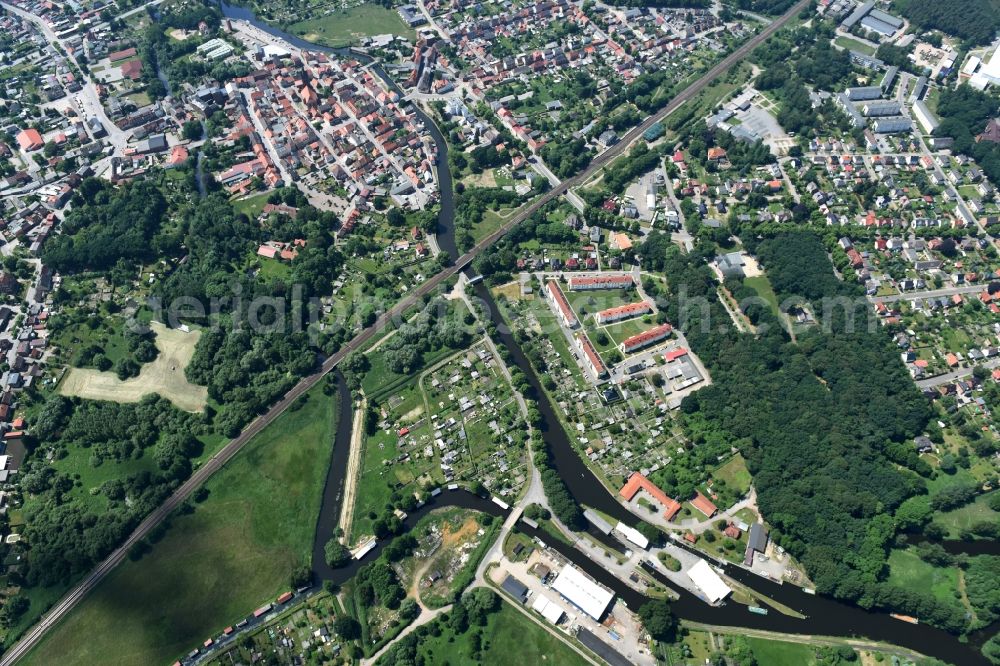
[216,3,996,663]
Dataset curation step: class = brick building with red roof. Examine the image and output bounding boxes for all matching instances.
[619,472,682,521]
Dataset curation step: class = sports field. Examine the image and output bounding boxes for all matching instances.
[59,322,207,412]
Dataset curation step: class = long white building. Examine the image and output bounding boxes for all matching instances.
[912,100,939,135]
[550,565,615,620]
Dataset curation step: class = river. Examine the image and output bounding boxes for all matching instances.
[216,3,996,663]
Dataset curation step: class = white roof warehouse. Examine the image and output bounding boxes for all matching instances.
[550,565,615,620]
[687,559,732,604]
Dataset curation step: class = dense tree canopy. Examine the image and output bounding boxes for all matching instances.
[20,395,205,588]
[897,0,1000,45]
[44,179,170,272]
[638,598,678,642]
[640,231,965,631]
[936,85,1000,187]
[730,0,799,15]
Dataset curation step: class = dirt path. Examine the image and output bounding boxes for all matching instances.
[684,622,929,663]
[409,558,435,611]
[337,397,367,544]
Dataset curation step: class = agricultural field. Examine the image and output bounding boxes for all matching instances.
[58,322,207,412]
[22,384,338,666]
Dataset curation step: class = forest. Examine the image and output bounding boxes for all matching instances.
[729,0,800,15]
[3,395,206,626]
[43,179,172,272]
[935,85,1000,187]
[895,0,1000,45]
[640,231,969,633]
[753,232,850,303]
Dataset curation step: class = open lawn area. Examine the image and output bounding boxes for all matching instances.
[886,548,962,610]
[474,207,517,244]
[746,637,818,665]
[231,192,270,219]
[712,453,752,497]
[413,599,589,666]
[22,385,337,666]
[934,492,1000,538]
[58,322,208,412]
[491,281,526,302]
[289,5,415,47]
[603,317,656,348]
[744,275,781,320]
[834,36,875,56]
[124,90,152,108]
[569,288,638,321]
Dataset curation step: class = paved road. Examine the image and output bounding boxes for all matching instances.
[915,358,1000,390]
[871,283,987,304]
[0,2,810,662]
[2,2,129,154]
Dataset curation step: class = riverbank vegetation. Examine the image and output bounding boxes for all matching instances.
[20,384,337,666]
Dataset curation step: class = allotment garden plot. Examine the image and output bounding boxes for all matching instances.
[497,290,706,491]
[352,339,529,538]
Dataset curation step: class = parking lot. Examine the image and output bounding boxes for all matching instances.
[736,105,796,154]
[491,546,656,666]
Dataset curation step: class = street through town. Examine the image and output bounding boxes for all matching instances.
[0,1,816,662]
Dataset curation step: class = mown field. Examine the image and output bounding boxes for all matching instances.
[887,548,963,611]
[288,5,415,46]
[23,385,337,666]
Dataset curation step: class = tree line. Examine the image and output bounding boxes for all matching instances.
[4,394,206,627]
[639,230,972,633]
[897,0,1000,45]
